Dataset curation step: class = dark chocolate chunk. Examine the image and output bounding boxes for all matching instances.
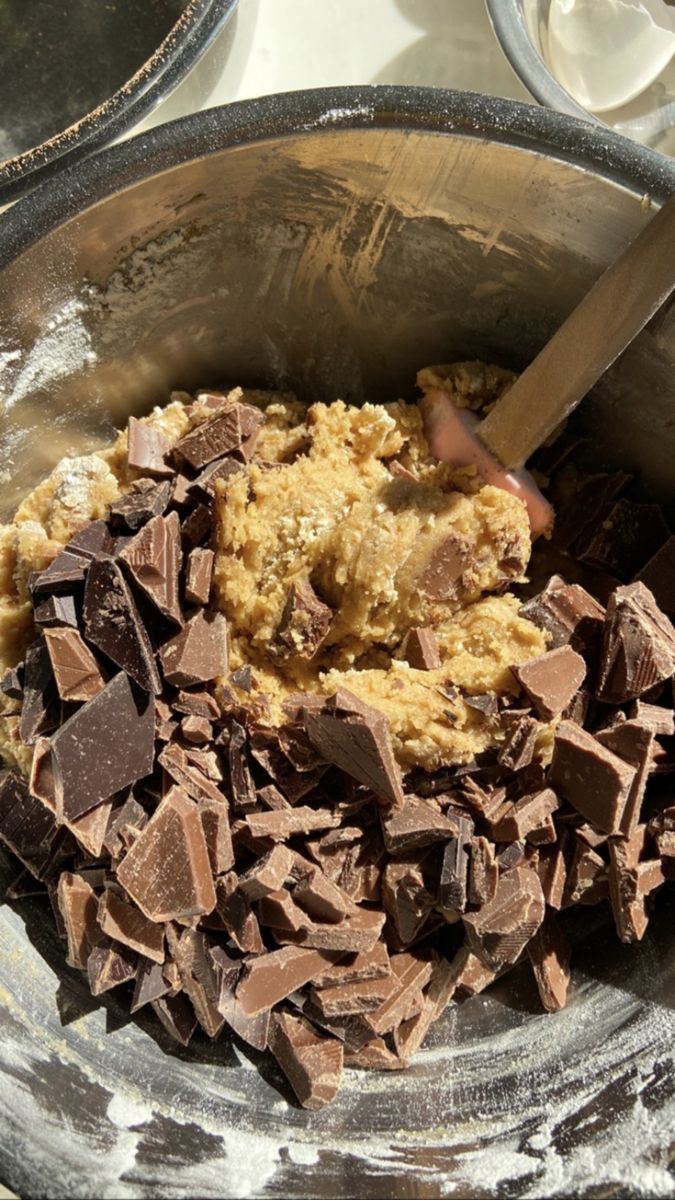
[245,807,341,842]
[519,579,605,659]
[172,689,220,720]
[184,547,214,606]
[131,957,171,1012]
[127,417,173,478]
[462,865,545,970]
[0,664,24,701]
[512,646,586,721]
[165,925,225,1038]
[577,500,669,580]
[0,769,69,879]
[305,690,404,807]
[119,512,183,624]
[181,503,212,548]
[116,786,216,921]
[439,816,473,912]
[109,479,172,531]
[276,581,333,659]
[160,610,228,687]
[19,639,58,745]
[33,594,79,629]
[57,872,102,969]
[173,399,264,469]
[230,666,253,693]
[84,557,161,694]
[87,940,137,996]
[43,626,106,702]
[51,672,155,821]
[380,794,460,853]
[269,1011,343,1111]
[526,912,571,1012]
[66,520,114,561]
[151,993,198,1047]
[550,720,636,836]
[464,693,498,717]
[497,716,539,771]
[596,582,675,703]
[227,720,257,812]
[400,627,441,671]
[29,551,88,597]
[103,795,148,858]
[636,535,675,616]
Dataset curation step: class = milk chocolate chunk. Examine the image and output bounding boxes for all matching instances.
[151,993,198,1047]
[0,664,23,701]
[57,872,101,969]
[245,807,341,842]
[119,512,183,625]
[43,627,106,703]
[165,925,225,1038]
[597,582,675,703]
[173,398,264,469]
[103,796,148,858]
[550,720,637,835]
[536,841,568,909]
[417,533,470,599]
[236,945,339,1015]
[627,700,675,736]
[468,835,499,906]
[226,721,257,812]
[346,1037,406,1071]
[364,952,433,1036]
[512,646,586,721]
[68,800,114,858]
[184,547,214,606]
[462,866,545,970]
[19,639,58,745]
[180,715,211,744]
[490,788,559,843]
[526,913,571,1012]
[305,690,404,807]
[84,558,161,694]
[595,719,654,834]
[400,627,441,671]
[464,693,498,717]
[87,940,137,996]
[258,888,309,934]
[97,889,165,963]
[382,858,435,945]
[110,479,172,532]
[199,801,234,875]
[312,944,391,989]
[131,957,171,1012]
[173,689,220,720]
[276,581,333,658]
[312,975,397,1017]
[0,770,68,878]
[497,716,539,772]
[29,551,87,597]
[270,1011,343,1111]
[117,787,216,921]
[216,873,264,954]
[158,743,224,804]
[211,950,271,1050]
[380,794,459,853]
[51,673,155,821]
[273,907,386,954]
[439,816,473,912]
[160,610,228,687]
[636,535,675,616]
[239,845,294,901]
[127,417,173,478]
[189,455,245,503]
[34,594,79,629]
[520,579,605,658]
[394,958,458,1060]
[565,838,607,905]
[293,865,357,924]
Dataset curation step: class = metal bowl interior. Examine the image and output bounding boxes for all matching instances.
[0,0,239,207]
[1,88,675,1198]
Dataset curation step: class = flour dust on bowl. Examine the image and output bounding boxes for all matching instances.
[1,89,675,1198]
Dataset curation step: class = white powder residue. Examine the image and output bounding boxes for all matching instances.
[314,103,375,126]
[0,298,96,413]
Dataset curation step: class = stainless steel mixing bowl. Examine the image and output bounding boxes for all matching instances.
[1,87,675,1199]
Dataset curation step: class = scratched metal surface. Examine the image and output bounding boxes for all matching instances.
[1,90,675,1197]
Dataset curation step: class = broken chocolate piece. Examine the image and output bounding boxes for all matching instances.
[0,769,69,879]
[462,865,545,970]
[29,551,87,597]
[464,693,498,717]
[87,940,137,996]
[577,500,669,580]
[380,794,460,854]
[269,1011,343,1111]
[400,626,441,671]
[33,594,79,629]
[490,789,559,843]
[215,873,265,953]
[19,638,58,745]
[160,609,228,687]
[184,547,214,606]
[293,864,357,924]
[272,906,386,954]
[636,534,675,616]
[311,944,391,989]
[172,689,220,720]
[211,950,270,1050]
[311,974,396,1017]
[363,952,433,1036]
[305,690,404,806]
[127,417,173,478]
[119,512,183,624]
[394,957,457,1060]
[627,700,675,736]
[84,558,161,694]
[109,479,172,531]
[468,835,499,906]
[595,719,654,834]
[512,646,586,721]
[237,945,339,1015]
[43,626,106,702]
[199,801,234,875]
[158,742,224,804]
[597,582,675,703]
[439,816,473,912]
[520,579,605,659]
[276,580,333,659]
[174,398,263,468]
[51,672,155,821]
[165,925,224,1038]
[536,840,568,909]
[0,664,24,701]
[382,857,436,945]
[131,957,171,1013]
[526,912,571,1012]
[57,871,101,969]
[117,786,216,921]
[417,533,470,599]
[239,844,294,901]
[245,807,341,842]
[226,721,257,812]
[103,796,148,859]
[346,1037,406,1070]
[549,720,637,836]
[497,716,539,771]
[151,993,198,1047]
[97,889,165,963]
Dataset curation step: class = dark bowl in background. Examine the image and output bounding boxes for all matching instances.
[0,0,240,206]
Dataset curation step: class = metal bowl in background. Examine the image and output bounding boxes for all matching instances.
[0,0,240,206]
[2,88,675,1198]
[486,0,675,155]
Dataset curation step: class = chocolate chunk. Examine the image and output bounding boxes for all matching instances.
[363,952,433,1036]
[565,837,607,905]
[51,673,155,821]
[636,535,675,616]
[312,975,396,1017]
[490,788,559,842]
[382,858,436,944]
[173,399,263,469]
[417,534,470,599]
[258,888,309,934]
[276,581,333,659]
[172,689,220,720]
[181,503,212,548]
[346,1037,406,1071]
[380,794,460,853]
[5,868,47,899]
[87,940,137,996]
[0,770,68,879]
[400,627,441,671]
[239,845,294,901]
[179,715,211,744]
[627,700,675,736]
[66,520,114,561]
[536,840,568,909]
[158,742,224,804]
[512,646,586,721]
[97,889,165,963]
[236,946,339,1015]
[57,872,102,969]
[468,835,499,906]
[312,944,391,989]
[230,666,253,693]
[439,816,473,912]
[215,873,264,953]
[497,716,539,771]
[160,610,228,687]
[29,551,87,597]
[464,693,498,717]
[131,958,171,1012]
[189,456,245,502]
[165,925,224,1038]
[526,912,571,1012]
[19,639,58,745]
[394,958,457,1060]
[119,512,183,624]
[597,582,675,703]
[595,719,654,834]
[550,720,637,835]
[151,993,198,1047]
[127,417,173,478]
[43,626,106,702]
[577,500,669,580]
[211,950,270,1050]
[245,807,341,842]
[199,801,234,875]
[84,558,161,694]
[184,547,214,606]
[34,594,79,629]
[271,906,386,954]
[305,690,404,807]
[0,664,24,701]
[117,787,216,921]
[68,800,114,858]
[226,720,257,812]
[103,796,148,858]
[293,864,357,924]
[269,1011,343,1111]
[520,579,605,659]
[462,865,545,970]
[109,479,172,531]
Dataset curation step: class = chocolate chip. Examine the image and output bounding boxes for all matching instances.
[188,456,244,501]
[512,646,586,721]
[416,534,470,599]
[119,512,183,625]
[127,417,173,478]
[597,582,675,704]
[276,581,333,659]
[84,558,161,694]
[305,690,404,807]
[160,610,228,687]
[181,503,213,548]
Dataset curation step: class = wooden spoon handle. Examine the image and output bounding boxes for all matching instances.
[477,190,675,469]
